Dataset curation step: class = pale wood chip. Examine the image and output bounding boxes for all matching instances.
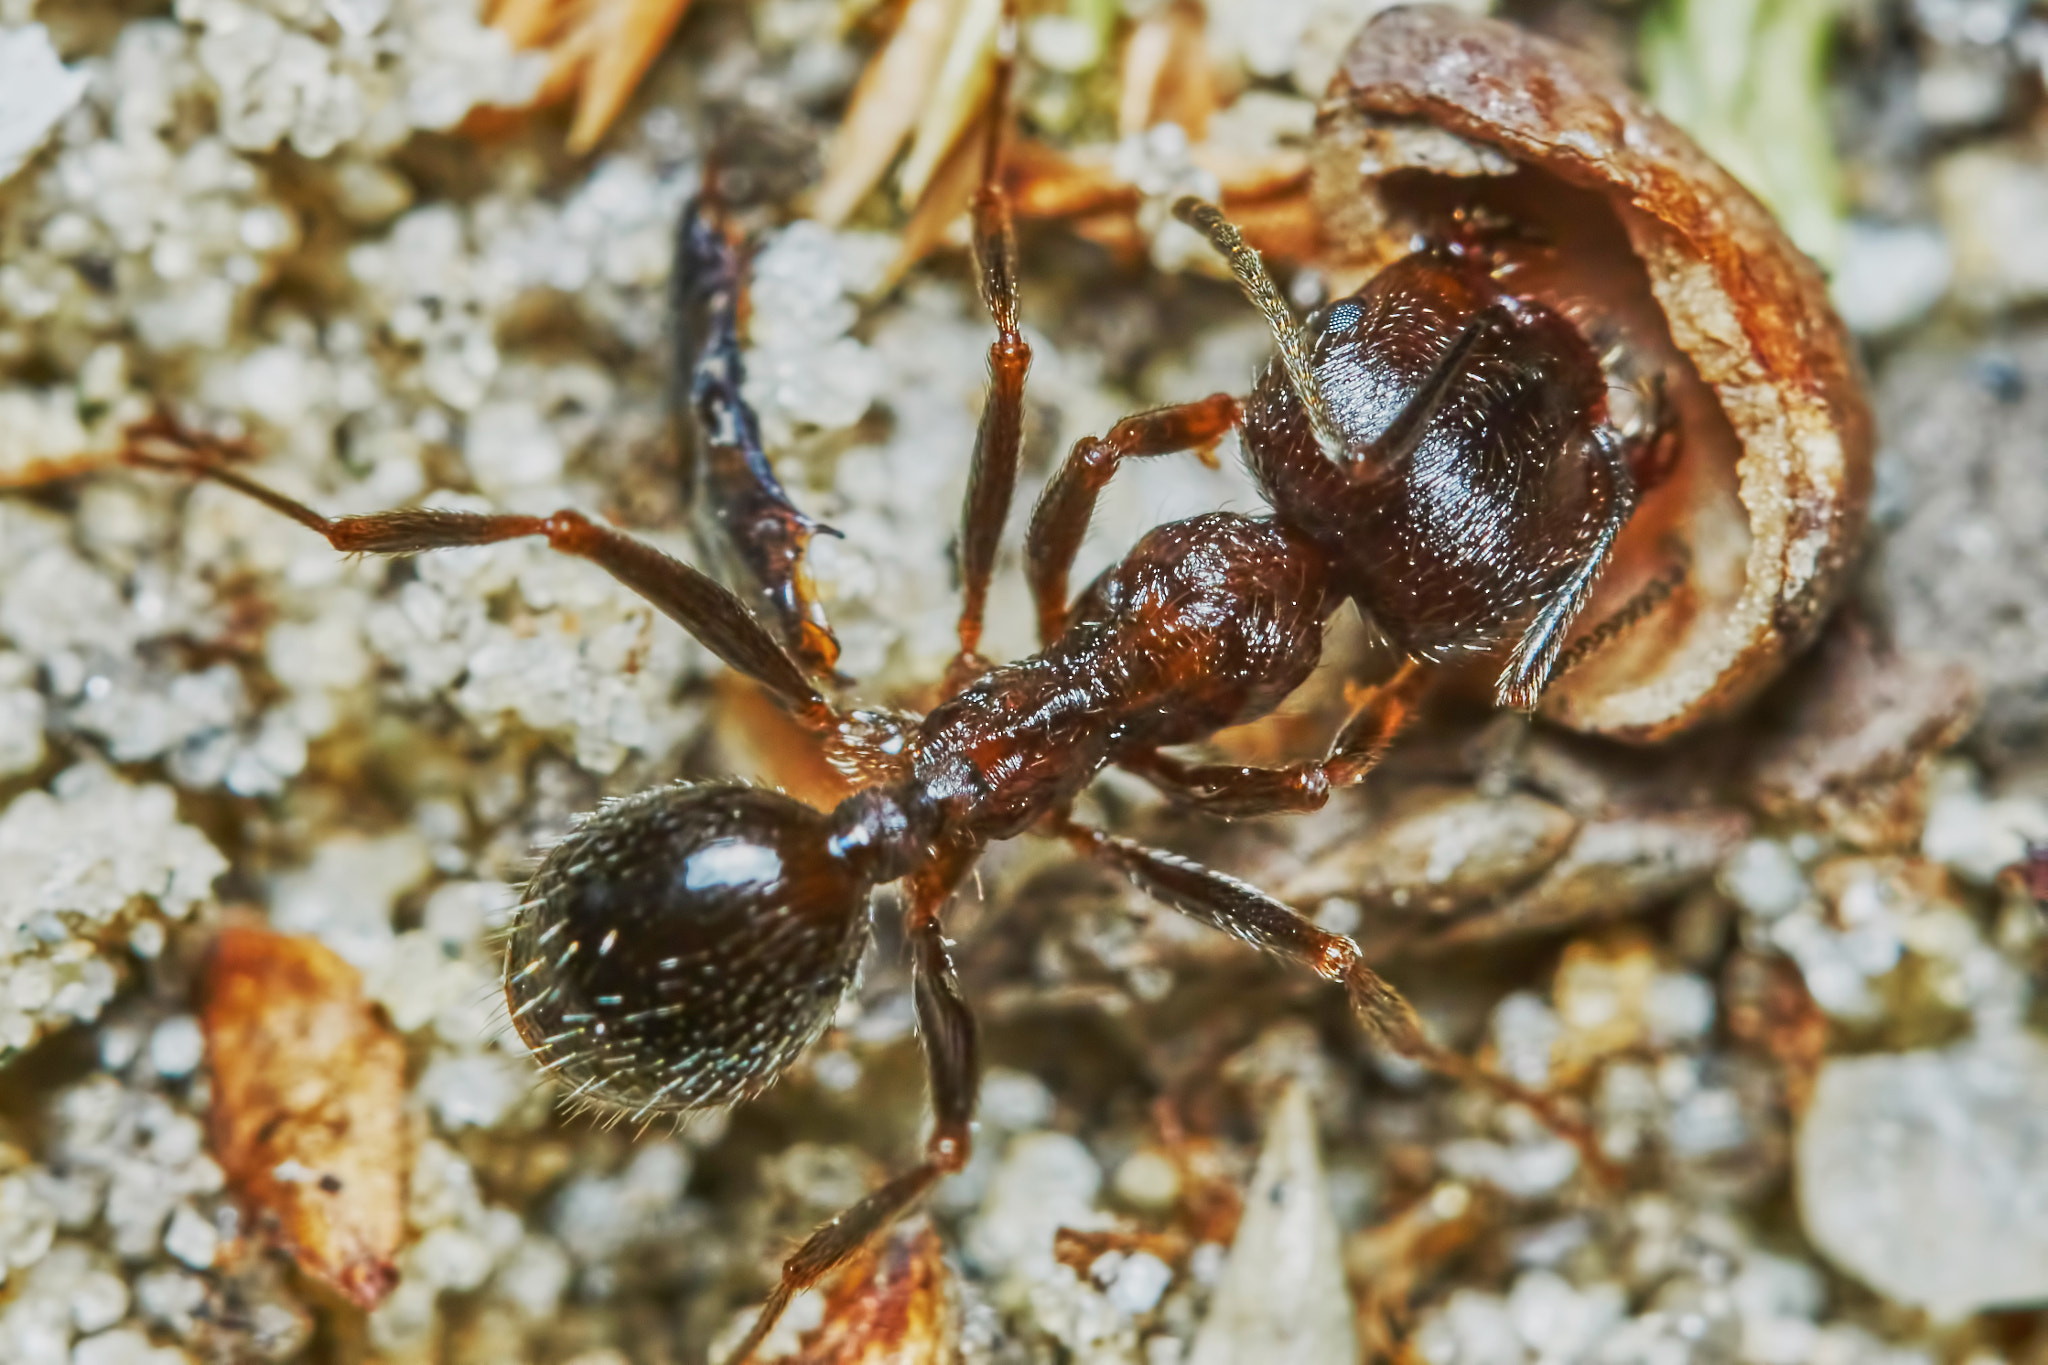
[202,924,409,1310]
[897,0,999,206]
[482,0,695,154]
[1117,0,1212,141]
[568,0,698,153]
[814,0,968,225]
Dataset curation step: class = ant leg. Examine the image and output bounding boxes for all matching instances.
[723,844,982,1365]
[674,193,845,679]
[1052,817,1606,1171]
[124,420,840,732]
[1024,394,1241,647]
[1544,377,1689,684]
[949,8,1029,688]
[1120,660,1428,818]
[1495,430,1638,711]
[1551,541,1692,682]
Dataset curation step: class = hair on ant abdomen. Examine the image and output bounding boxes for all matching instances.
[123,15,1684,1362]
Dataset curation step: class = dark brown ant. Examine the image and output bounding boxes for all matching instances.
[122,22,1681,1362]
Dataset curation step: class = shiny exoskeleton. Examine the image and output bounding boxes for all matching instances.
[124,36,1673,1365]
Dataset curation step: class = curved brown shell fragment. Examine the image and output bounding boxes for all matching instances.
[201,924,408,1310]
[1313,7,1873,740]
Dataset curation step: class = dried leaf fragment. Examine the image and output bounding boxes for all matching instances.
[784,1218,954,1364]
[202,924,408,1309]
[1418,809,1749,950]
[813,0,968,226]
[1346,1181,1487,1358]
[485,0,694,153]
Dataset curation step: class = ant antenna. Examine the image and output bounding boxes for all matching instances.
[1173,197,1346,463]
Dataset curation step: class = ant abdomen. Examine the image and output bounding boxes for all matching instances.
[504,784,875,1116]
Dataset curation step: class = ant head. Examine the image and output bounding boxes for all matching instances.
[504,783,873,1118]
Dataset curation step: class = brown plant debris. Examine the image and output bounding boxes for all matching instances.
[786,1218,955,1364]
[201,923,409,1310]
[486,0,695,153]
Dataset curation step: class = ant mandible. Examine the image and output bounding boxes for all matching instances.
[126,13,1676,1361]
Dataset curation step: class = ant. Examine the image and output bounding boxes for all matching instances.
[123,16,1678,1361]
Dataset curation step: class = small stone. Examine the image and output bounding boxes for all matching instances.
[148,1016,205,1079]
[1876,336,2048,761]
[1489,991,1563,1090]
[163,1203,218,1269]
[1830,220,1954,336]
[1745,621,1978,850]
[1188,1082,1355,1365]
[1935,144,2048,310]
[1548,931,1674,1076]
[1413,1288,1522,1365]
[1719,840,1811,921]
[0,767,226,1057]
[1506,1269,1624,1361]
[979,1068,1056,1131]
[331,159,413,224]
[1923,768,2048,884]
[492,1235,569,1318]
[71,1266,130,1334]
[412,1225,492,1291]
[71,1327,187,1365]
[0,1172,57,1284]
[1436,1135,1579,1201]
[1644,971,1717,1045]
[418,1052,522,1132]
[1797,1033,2048,1319]
[1112,1151,1182,1212]
[965,1132,1106,1277]
[0,25,87,183]
[267,830,432,966]
[1102,1251,1173,1316]
[1915,45,2013,130]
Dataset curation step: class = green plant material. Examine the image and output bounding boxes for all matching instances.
[1642,0,1847,269]
[1069,0,1120,64]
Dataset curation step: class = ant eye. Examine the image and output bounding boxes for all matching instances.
[503,785,873,1116]
[1320,300,1365,335]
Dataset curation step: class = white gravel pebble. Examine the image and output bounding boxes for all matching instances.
[1798,1033,2048,1319]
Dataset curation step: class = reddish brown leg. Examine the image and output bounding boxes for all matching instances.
[949,23,1030,690]
[1501,372,1681,705]
[674,193,844,679]
[1024,394,1241,647]
[1496,432,1636,711]
[724,843,983,1365]
[1552,540,1692,682]
[1052,818,1608,1175]
[1121,659,1429,817]
[124,421,839,731]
